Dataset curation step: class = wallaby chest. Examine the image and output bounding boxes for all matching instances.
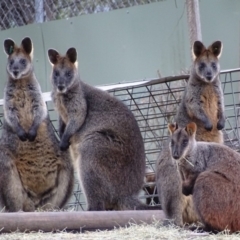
[54,95,69,124]
[6,82,39,130]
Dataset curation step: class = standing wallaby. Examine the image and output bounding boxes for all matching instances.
[0,37,74,212]
[175,40,224,143]
[48,47,160,211]
[156,40,224,226]
[169,122,240,233]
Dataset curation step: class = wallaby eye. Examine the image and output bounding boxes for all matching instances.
[211,62,217,70]
[54,70,59,78]
[9,59,14,66]
[66,71,72,78]
[20,59,26,66]
[199,62,205,70]
[182,140,188,146]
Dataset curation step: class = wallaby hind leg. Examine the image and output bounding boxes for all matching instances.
[40,160,74,210]
[0,148,34,212]
[156,152,183,226]
[81,171,106,211]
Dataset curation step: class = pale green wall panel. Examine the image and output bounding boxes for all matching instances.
[199,0,240,69]
[1,0,239,100]
[0,0,190,99]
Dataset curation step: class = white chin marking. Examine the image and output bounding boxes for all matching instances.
[57,89,67,93]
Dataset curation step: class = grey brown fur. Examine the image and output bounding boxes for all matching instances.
[0,37,74,211]
[156,40,224,226]
[169,122,240,233]
[48,47,160,210]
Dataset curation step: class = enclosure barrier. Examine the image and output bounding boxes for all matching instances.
[0,68,239,210]
[0,210,163,232]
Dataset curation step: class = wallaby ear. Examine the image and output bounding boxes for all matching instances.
[4,39,15,56]
[48,49,60,65]
[66,48,77,64]
[168,123,178,135]
[192,41,205,59]
[208,41,222,58]
[185,122,197,136]
[21,37,33,55]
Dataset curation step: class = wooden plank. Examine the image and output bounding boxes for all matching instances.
[0,210,164,233]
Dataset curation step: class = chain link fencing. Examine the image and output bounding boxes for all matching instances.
[0,0,162,30]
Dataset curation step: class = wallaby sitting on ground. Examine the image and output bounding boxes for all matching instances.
[156,40,224,226]
[48,47,160,211]
[169,122,240,233]
[0,37,74,212]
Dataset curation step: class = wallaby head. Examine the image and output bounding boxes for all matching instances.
[4,37,33,80]
[192,40,222,83]
[168,122,197,161]
[48,48,78,93]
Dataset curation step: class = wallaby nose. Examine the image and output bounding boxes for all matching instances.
[58,86,65,91]
[173,152,179,160]
[206,71,212,81]
[13,70,19,77]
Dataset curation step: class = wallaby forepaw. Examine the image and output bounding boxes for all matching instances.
[17,130,28,141]
[28,129,37,142]
[60,140,70,151]
[204,122,213,131]
[217,117,225,130]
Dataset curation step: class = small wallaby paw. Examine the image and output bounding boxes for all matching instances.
[28,129,37,142]
[217,118,225,130]
[17,130,28,141]
[204,122,213,131]
[60,140,70,151]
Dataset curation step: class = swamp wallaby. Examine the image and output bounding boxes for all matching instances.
[169,122,240,233]
[48,47,160,210]
[0,37,74,212]
[156,40,224,226]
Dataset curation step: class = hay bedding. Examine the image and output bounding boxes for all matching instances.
[0,222,240,240]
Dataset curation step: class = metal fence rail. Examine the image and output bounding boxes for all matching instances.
[0,0,162,30]
[0,68,239,210]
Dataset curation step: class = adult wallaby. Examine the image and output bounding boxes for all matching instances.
[169,122,240,233]
[0,37,74,212]
[156,40,224,226]
[48,47,160,211]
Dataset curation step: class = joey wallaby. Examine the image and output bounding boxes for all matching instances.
[169,122,240,233]
[156,40,224,226]
[0,37,74,212]
[48,47,160,211]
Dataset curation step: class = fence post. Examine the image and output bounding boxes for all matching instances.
[35,0,44,23]
[186,0,202,59]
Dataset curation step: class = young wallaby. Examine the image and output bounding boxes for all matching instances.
[169,122,240,233]
[156,40,224,226]
[0,37,74,212]
[175,40,225,143]
[48,47,160,211]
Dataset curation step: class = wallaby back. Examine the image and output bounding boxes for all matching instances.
[0,37,74,212]
[48,48,160,210]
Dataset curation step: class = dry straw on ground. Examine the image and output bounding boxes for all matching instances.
[0,222,240,240]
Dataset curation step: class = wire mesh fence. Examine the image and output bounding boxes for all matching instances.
[0,0,162,30]
[0,68,239,210]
